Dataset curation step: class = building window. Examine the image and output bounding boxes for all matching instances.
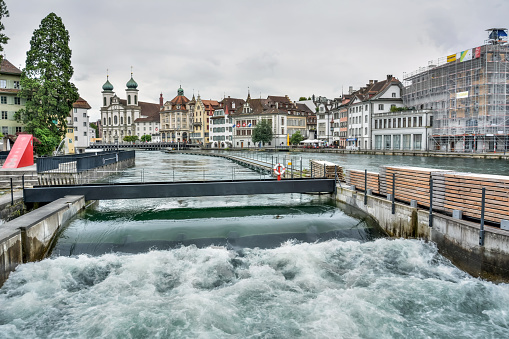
[104,97,107,106]
[378,104,384,111]
[0,80,6,88]
[121,117,123,124]
[392,93,396,98]
[83,122,86,127]
[108,117,111,125]
[83,112,87,117]
[128,117,131,124]
[74,117,78,122]
[15,126,21,133]
[103,118,106,125]
[1,111,6,119]
[75,136,78,141]
[134,95,137,105]
[128,95,131,105]
[1,96,6,104]
[2,126,7,134]
[114,116,118,124]
[84,131,87,136]
[13,81,20,89]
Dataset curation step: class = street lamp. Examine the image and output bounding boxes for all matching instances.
[330,117,334,147]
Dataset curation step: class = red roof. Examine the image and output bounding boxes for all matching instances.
[0,59,21,75]
[73,97,92,109]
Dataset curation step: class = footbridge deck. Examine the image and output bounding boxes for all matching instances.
[23,178,336,203]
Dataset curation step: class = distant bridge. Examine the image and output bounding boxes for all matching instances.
[87,142,201,151]
[23,178,336,203]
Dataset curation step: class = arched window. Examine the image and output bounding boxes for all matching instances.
[103,117,106,125]
[128,117,131,124]
[121,117,123,124]
[114,116,118,124]
[110,97,112,105]
[128,95,131,105]
[108,117,111,125]
[134,95,137,105]
[103,97,106,106]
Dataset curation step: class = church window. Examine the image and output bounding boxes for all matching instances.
[103,117,106,125]
[128,117,131,124]
[135,95,137,105]
[121,117,124,124]
[108,117,111,125]
[114,116,118,124]
[103,97,106,106]
[110,98,112,105]
[128,95,131,105]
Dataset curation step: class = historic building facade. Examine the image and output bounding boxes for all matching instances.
[160,86,190,142]
[100,74,160,144]
[65,97,93,153]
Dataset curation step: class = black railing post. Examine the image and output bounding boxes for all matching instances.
[300,157,302,178]
[429,177,433,228]
[479,187,486,246]
[10,178,14,206]
[391,173,395,214]
[364,169,368,206]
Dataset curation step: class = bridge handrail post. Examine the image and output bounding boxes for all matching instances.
[429,177,433,227]
[300,157,302,178]
[392,173,395,214]
[479,187,486,246]
[364,169,367,206]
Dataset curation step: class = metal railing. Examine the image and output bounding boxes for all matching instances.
[36,150,135,173]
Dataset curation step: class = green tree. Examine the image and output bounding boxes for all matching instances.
[15,13,79,156]
[251,119,273,145]
[90,122,98,138]
[123,135,139,143]
[298,97,308,101]
[0,1,9,64]
[140,134,152,142]
[290,130,305,145]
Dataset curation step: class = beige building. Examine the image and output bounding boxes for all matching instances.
[160,86,190,142]
[0,59,25,150]
[190,95,219,144]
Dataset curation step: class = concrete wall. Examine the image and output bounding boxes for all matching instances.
[0,195,85,287]
[336,186,509,282]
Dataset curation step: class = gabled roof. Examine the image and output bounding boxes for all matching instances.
[73,97,91,109]
[0,59,21,75]
[220,97,245,114]
[134,101,161,123]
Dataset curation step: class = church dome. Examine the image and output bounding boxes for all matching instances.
[126,75,138,89]
[177,85,184,96]
[102,77,114,91]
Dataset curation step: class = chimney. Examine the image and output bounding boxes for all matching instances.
[348,86,353,95]
[159,93,164,107]
[369,80,373,85]
[387,74,393,80]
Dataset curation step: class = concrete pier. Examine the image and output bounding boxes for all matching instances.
[0,195,85,287]
[336,186,509,282]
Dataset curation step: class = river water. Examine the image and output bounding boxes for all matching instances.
[1,151,509,338]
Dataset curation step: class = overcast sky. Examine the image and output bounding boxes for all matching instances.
[3,0,509,121]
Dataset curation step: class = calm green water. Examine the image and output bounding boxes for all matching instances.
[1,151,509,338]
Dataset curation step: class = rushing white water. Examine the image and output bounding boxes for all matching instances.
[1,238,508,338]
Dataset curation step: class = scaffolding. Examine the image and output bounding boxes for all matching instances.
[403,30,509,153]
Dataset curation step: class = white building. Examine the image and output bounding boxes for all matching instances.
[66,97,93,153]
[372,110,433,150]
[316,101,335,145]
[347,75,404,150]
[101,74,160,143]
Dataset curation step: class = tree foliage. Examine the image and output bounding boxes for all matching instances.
[251,119,273,145]
[15,13,79,156]
[290,130,305,145]
[89,122,98,138]
[298,97,308,101]
[140,134,152,142]
[0,0,9,64]
[123,135,139,143]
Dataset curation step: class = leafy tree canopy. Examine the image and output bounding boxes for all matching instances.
[298,97,308,101]
[251,119,273,145]
[15,12,79,156]
[140,134,152,142]
[123,135,139,143]
[90,122,98,138]
[290,130,305,145]
[0,0,9,64]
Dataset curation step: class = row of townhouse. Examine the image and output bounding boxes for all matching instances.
[0,58,95,154]
[315,75,433,151]
[100,74,317,148]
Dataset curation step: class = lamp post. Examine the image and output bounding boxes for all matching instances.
[330,117,334,147]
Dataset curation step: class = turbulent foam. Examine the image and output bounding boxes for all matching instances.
[1,239,508,338]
